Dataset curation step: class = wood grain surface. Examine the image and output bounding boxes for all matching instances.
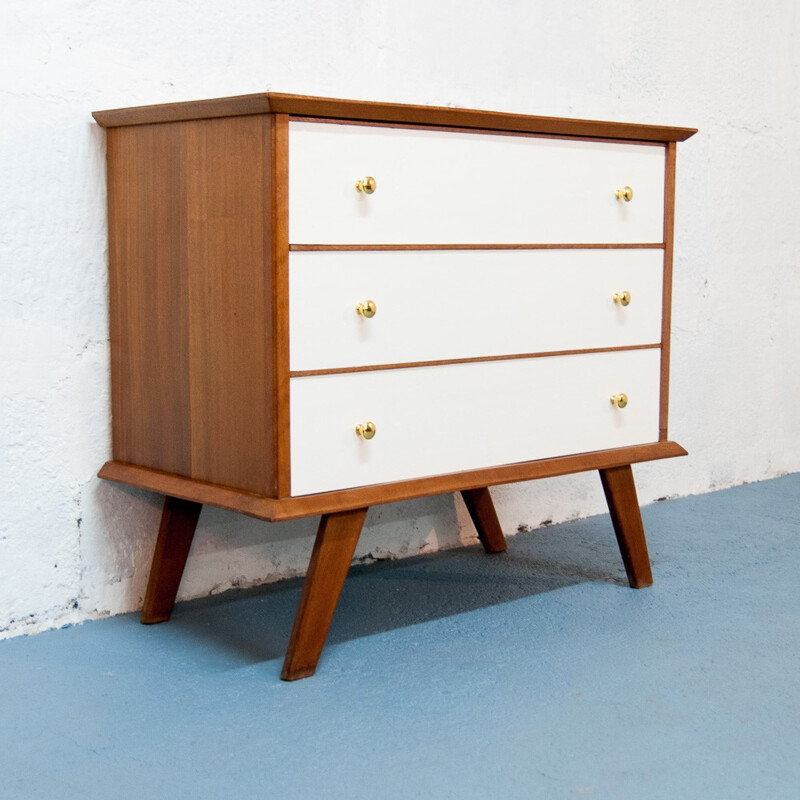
[660,142,678,441]
[94,92,697,143]
[141,496,203,624]
[106,115,276,494]
[281,507,369,680]
[99,441,688,522]
[599,465,654,588]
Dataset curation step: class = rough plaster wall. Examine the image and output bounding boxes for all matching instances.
[2,1,799,638]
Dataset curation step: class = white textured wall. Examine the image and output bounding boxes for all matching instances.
[2,1,799,638]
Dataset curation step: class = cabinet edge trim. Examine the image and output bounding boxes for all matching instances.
[98,441,687,522]
[93,93,697,142]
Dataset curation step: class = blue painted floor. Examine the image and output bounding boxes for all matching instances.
[1,474,798,798]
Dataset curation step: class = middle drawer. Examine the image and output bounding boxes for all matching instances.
[289,248,663,372]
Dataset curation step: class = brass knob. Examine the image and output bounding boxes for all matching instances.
[613,291,631,306]
[355,300,377,318]
[355,421,377,439]
[615,186,634,202]
[610,393,629,409]
[355,176,377,194]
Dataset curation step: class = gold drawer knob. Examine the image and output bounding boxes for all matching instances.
[615,186,634,202]
[613,291,631,306]
[355,421,377,440]
[610,393,629,409]
[355,300,377,318]
[355,176,377,194]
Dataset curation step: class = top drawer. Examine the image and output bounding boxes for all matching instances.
[288,121,666,245]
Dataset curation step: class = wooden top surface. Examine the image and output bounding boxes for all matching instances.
[92,92,697,142]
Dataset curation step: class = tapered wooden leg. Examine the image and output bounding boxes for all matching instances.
[281,507,369,681]
[599,465,653,588]
[141,496,202,624]
[461,488,507,554]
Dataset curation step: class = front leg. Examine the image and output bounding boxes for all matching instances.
[281,507,369,680]
[599,465,653,588]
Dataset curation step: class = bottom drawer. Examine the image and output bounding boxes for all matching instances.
[290,348,661,496]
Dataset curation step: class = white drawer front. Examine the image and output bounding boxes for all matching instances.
[290,349,661,496]
[290,249,662,371]
[289,122,665,245]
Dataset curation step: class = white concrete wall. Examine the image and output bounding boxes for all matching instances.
[2,0,799,638]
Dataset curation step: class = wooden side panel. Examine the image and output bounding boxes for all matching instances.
[106,115,276,494]
[107,125,191,475]
[184,115,274,494]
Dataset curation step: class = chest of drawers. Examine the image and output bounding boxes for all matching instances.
[94,93,695,680]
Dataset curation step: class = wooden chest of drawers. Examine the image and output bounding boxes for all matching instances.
[93,93,695,679]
